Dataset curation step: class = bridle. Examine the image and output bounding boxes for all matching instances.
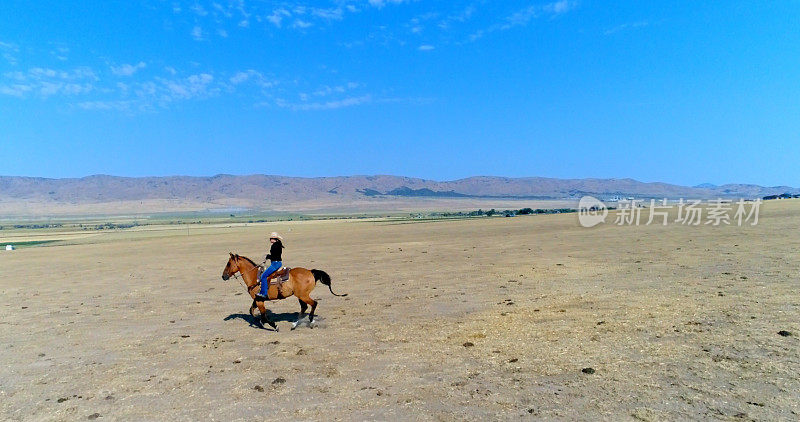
[228,255,263,295]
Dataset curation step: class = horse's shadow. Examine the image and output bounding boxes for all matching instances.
[224,311,299,330]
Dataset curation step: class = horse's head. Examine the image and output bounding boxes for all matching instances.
[222,252,240,280]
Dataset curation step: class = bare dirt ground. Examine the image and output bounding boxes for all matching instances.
[1,201,799,421]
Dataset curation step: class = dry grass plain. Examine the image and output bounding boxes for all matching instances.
[1,200,799,421]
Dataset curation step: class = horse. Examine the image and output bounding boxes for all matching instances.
[221,253,346,330]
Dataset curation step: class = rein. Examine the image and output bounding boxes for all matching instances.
[229,256,263,294]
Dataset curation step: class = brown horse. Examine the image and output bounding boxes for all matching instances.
[221,253,346,330]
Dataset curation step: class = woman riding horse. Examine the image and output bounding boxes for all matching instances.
[255,232,284,302]
[221,252,347,330]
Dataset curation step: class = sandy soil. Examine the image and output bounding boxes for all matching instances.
[1,201,799,421]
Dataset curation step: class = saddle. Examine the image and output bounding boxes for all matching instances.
[266,267,291,285]
[257,266,288,282]
[267,267,291,300]
[253,266,292,301]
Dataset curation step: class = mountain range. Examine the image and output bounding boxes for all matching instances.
[1,174,797,216]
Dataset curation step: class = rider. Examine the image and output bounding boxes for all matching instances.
[255,232,284,301]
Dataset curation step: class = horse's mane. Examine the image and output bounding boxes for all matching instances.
[236,254,258,267]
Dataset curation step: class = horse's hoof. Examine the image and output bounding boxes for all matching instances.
[291,321,299,330]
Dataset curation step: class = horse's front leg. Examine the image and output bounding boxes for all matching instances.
[249,299,258,317]
[256,300,278,331]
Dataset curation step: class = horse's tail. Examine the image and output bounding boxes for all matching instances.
[311,269,347,297]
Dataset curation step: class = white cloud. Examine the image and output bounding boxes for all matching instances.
[313,85,342,97]
[503,6,540,29]
[368,0,407,8]
[75,100,133,111]
[28,68,58,78]
[134,81,158,98]
[543,0,576,15]
[508,1,576,27]
[190,3,208,16]
[604,21,649,35]
[312,7,343,21]
[293,19,312,29]
[468,29,485,42]
[235,0,250,20]
[418,44,434,51]
[34,81,93,97]
[171,0,403,40]
[311,81,363,97]
[230,71,254,84]
[55,83,93,96]
[0,84,32,97]
[1,63,281,108]
[161,73,214,100]
[5,66,97,83]
[504,0,575,28]
[96,72,222,108]
[0,67,98,98]
[111,62,147,76]
[438,5,474,30]
[277,94,372,111]
[51,46,70,61]
[0,27,424,113]
[191,26,204,40]
[267,8,290,27]
[0,41,19,65]
[229,69,273,88]
[212,2,233,18]
[218,29,228,37]
[470,1,578,41]
[39,82,59,96]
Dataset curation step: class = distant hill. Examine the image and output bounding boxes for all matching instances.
[0,174,797,216]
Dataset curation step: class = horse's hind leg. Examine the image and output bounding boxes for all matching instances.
[292,299,309,330]
[304,297,318,324]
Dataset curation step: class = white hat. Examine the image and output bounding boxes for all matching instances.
[269,232,283,240]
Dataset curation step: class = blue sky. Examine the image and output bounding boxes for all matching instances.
[0,1,798,186]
